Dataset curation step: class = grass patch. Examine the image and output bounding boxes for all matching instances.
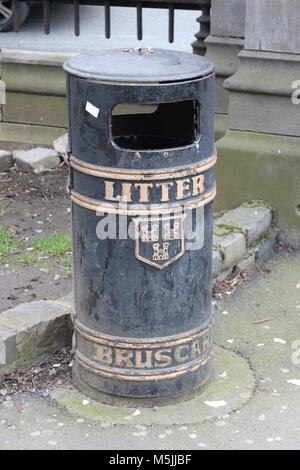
[17,253,38,265]
[58,253,73,278]
[17,234,72,265]
[0,225,22,259]
[32,233,71,257]
[61,266,73,279]
[61,254,73,268]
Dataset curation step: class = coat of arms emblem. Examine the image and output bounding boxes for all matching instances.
[134,214,186,269]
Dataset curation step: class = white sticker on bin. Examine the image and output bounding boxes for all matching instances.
[85,101,100,118]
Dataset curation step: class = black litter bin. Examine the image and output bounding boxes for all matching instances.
[63,48,216,399]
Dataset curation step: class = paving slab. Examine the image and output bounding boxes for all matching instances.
[0,300,73,376]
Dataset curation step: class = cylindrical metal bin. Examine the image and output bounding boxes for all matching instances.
[63,48,216,399]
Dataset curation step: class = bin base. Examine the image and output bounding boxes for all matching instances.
[72,355,213,406]
[52,346,255,420]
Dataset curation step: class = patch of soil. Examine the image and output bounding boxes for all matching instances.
[0,347,73,400]
[0,167,73,311]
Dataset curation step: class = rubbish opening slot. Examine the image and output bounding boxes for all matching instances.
[110,100,200,151]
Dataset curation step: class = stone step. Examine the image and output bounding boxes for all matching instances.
[212,202,275,279]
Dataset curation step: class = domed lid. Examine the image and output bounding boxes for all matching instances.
[63,48,214,83]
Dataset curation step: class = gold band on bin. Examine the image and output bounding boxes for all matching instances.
[71,184,217,215]
[74,319,213,381]
[74,317,212,349]
[75,350,213,382]
[70,153,217,181]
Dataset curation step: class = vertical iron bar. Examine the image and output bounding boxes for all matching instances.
[44,0,50,34]
[12,0,20,32]
[104,1,111,39]
[74,0,80,36]
[168,4,174,43]
[136,2,142,41]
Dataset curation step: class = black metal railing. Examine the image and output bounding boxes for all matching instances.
[11,0,211,54]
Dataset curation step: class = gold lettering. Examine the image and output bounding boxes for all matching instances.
[135,350,153,368]
[104,181,118,201]
[105,174,205,204]
[134,183,154,203]
[156,182,174,202]
[114,349,133,367]
[105,182,133,202]
[94,345,113,365]
[174,345,190,363]
[190,339,202,360]
[192,175,204,196]
[176,179,191,200]
[121,183,132,203]
[114,349,134,368]
[154,349,172,368]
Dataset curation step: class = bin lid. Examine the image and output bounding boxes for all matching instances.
[63,48,214,83]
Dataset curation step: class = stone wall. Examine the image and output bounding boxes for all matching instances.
[214,0,300,247]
